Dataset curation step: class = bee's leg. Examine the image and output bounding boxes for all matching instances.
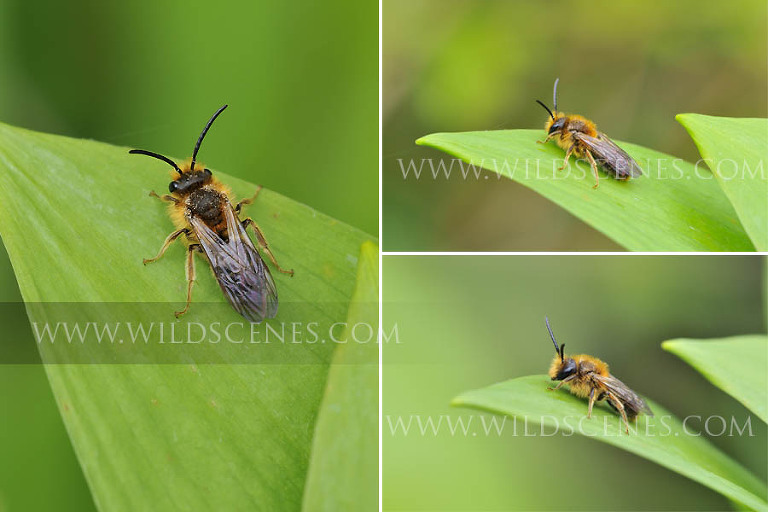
[606,392,630,434]
[547,381,565,391]
[547,374,575,391]
[584,150,600,189]
[143,229,189,265]
[149,190,179,203]
[241,218,295,276]
[175,244,201,319]
[537,133,556,145]
[558,144,575,171]
[586,388,596,419]
[235,185,263,214]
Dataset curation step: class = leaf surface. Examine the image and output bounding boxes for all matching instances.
[0,121,376,510]
[417,130,754,251]
[677,114,768,250]
[453,375,768,511]
[663,336,768,423]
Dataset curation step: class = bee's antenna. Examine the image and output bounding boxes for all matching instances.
[535,100,555,120]
[544,316,564,361]
[553,78,559,112]
[128,149,182,175]
[191,104,228,171]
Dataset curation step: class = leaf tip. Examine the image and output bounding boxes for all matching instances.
[675,113,692,127]
[449,395,467,408]
[661,339,685,355]
[675,113,704,129]
[662,338,699,357]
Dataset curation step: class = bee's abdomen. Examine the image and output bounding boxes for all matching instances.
[187,188,225,228]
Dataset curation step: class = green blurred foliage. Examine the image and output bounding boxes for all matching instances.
[383,255,766,510]
[0,1,377,235]
[1,241,98,511]
[0,1,375,510]
[383,0,767,251]
[0,365,98,512]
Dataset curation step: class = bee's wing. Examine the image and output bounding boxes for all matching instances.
[573,132,643,179]
[190,204,278,323]
[594,374,653,417]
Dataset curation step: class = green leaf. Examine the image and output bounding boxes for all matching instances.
[302,241,378,511]
[416,130,754,252]
[677,115,768,251]
[662,336,768,424]
[0,121,376,509]
[453,376,768,511]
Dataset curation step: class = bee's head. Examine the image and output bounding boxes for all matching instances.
[168,166,213,196]
[546,115,567,135]
[129,104,228,196]
[550,356,577,381]
[544,316,577,381]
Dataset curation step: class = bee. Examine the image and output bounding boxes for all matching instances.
[544,317,652,433]
[536,78,643,189]
[129,105,293,323]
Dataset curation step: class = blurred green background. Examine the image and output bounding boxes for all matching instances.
[383,0,768,251]
[383,255,766,511]
[0,1,376,510]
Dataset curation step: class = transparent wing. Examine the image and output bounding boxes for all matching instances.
[573,132,643,179]
[594,374,653,417]
[190,204,278,323]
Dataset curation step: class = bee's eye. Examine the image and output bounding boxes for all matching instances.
[548,119,564,134]
[204,168,212,177]
[555,359,577,380]
[169,181,179,193]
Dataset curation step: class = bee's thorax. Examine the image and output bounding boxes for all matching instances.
[186,187,227,231]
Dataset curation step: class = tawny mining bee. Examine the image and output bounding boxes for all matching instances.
[536,78,643,189]
[130,105,293,323]
[545,317,652,433]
